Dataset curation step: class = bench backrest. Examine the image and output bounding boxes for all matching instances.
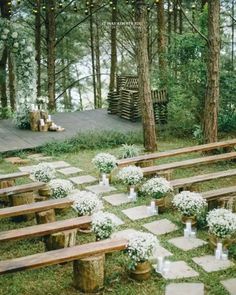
[117,139,236,167]
[0,238,128,274]
[0,197,73,218]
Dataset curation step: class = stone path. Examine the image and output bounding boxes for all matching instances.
[19,161,70,172]
[85,184,117,194]
[221,278,236,295]
[0,109,141,152]
[143,219,178,236]
[122,205,152,221]
[103,193,131,206]
[70,175,96,185]
[168,236,207,251]
[58,167,83,176]
[165,283,204,295]
[162,261,199,279]
[192,255,234,272]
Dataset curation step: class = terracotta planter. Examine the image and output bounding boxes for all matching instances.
[38,185,51,197]
[208,234,235,251]
[181,215,197,226]
[130,261,151,281]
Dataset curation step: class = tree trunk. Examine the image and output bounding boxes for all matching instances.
[89,8,97,109]
[0,46,8,113]
[45,0,56,110]
[167,0,172,47]
[109,0,117,92]
[35,0,41,97]
[157,0,167,87]
[179,0,183,34]
[8,51,16,111]
[203,0,220,143]
[95,18,102,108]
[135,1,157,152]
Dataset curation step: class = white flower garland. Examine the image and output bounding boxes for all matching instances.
[207,208,236,239]
[32,163,56,183]
[92,153,117,174]
[117,165,143,186]
[72,191,103,216]
[49,179,73,199]
[172,191,207,216]
[141,177,173,199]
[0,18,36,128]
[92,211,120,240]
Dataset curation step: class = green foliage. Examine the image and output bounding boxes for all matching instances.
[40,130,143,155]
[0,107,12,119]
[193,125,204,144]
[118,144,141,159]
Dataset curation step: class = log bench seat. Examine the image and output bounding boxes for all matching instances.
[0,238,127,275]
[117,138,236,167]
[170,168,236,191]
[0,216,91,243]
[141,151,236,177]
[202,185,236,201]
[0,182,45,197]
[0,197,73,219]
[0,172,30,182]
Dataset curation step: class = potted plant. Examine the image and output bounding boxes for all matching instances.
[141,177,173,211]
[117,165,143,196]
[49,179,73,199]
[72,191,103,232]
[92,153,117,182]
[172,191,207,225]
[207,208,236,250]
[126,232,158,281]
[32,163,56,196]
[91,211,120,241]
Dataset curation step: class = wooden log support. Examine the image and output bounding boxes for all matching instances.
[9,192,35,221]
[36,209,56,224]
[73,254,105,293]
[45,229,77,251]
[29,111,40,131]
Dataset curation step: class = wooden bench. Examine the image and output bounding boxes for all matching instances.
[170,168,236,191]
[0,238,127,292]
[0,172,30,182]
[141,151,236,177]
[117,138,236,167]
[0,197,73,219]
[0,182,45,197]
[202,185,236,201]
[0,216,91,243]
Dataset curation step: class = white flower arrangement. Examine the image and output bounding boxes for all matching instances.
[92,211,120,240]
[141,177,173,199]
[32,163,56,183]
[206,208,236,239]
[172,191,207,216]
[127,232,158,269]
[49,179,73,199]
[92,153,117,173]
[117,165,143,186]
[72,191,103,216]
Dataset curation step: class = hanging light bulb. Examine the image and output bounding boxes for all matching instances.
[7,1,11,6]
[73,4,78,12]
[85,9,89,15]
[58,0,63,8]
[192,4,196,9]
[17,0,21,4]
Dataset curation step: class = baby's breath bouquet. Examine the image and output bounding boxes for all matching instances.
[49,179,73,198]
[127,232,158,269]
[117,165,143,186]
[172,191,207,216]
[207,208,236,239]
[141,177,173,199]
[92,153,117,174]
[72,191,103,216]
[32,163,56,183]
[92,211,120,240]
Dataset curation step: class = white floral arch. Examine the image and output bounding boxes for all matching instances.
[0,18,36,128]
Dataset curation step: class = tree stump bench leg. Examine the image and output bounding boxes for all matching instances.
[73,254,105,293]
[156,170,172,181]
[45,229,77,251]
[0,180,15,206]
[139,160,154,168]
[9,192,35,221]
[36,209,56,224]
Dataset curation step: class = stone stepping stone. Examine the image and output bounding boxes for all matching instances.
[19,165,37,173]
[27,153,44,159]
[122,205,152,221]
[70,175,97,185]
[107,213,124,226]
[111,228,139,239]
[192,255,234,273]
[152,244,173,258]
[19,161,70,173]
[103,193,131,206]
[143,219,178,236]
[168,236,207,251]
[27,153,52,161]
[85,184,117,195]
[58,167,83,176]
[162,261,199,279]
[165,283,204,295]
[221,278,236,295]
[33,156,53,162]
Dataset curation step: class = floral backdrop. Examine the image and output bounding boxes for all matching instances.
[0,18,36,128]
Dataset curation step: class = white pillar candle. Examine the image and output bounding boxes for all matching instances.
[130,187,135,196]
[48,115,51,121]
[132,192,137,201]
[31,104,35,111]
[151,201,155,209]
[221,253,228,260]
[104,178,109,187]
[157,257,164,272]
[190,231,196,238]
[40,119,45,126]
[215,249,221,260]
[102,173,106,185]
[217,242,223,252]
[186,222,192,232]
[163,260,171,273]
[35,105,38,111]
[184,228,189,238]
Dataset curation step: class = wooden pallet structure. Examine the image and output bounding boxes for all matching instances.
[107,75,169,123]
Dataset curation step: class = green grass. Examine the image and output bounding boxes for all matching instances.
[0,138,236,295]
